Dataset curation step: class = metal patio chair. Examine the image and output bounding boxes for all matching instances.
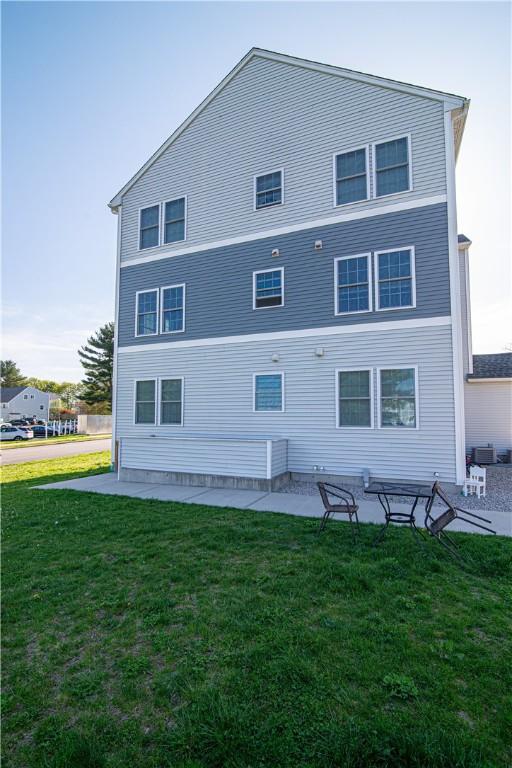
[317,482,360,540]
[424,481,496,559]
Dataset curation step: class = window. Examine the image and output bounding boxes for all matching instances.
[374,136,411,197]
[164,197,186,244]
[161,284,185,333]
[376,248,415,310]
[139,205,160,249]
[378,368,417,428]
[39,405,44,410]
[335,254,371,314]
[253,268,284,309]
[334,147,369,205]
[254,170,283,209]
[30,394,34,399]
[337,369,373,428]
[23,394,28,399]
[160,379,183,425]
[136,289,159,336]
[254,373,284,412]
[134,380,156,424]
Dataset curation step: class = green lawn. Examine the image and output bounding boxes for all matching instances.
[2,452,511,768]
[1,433,111,450]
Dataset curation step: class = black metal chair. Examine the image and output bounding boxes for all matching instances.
[424,481,496,558]
[317,482,360,539]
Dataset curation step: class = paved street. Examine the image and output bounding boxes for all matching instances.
[0,438,111,466]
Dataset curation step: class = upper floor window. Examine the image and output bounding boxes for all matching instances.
[134,379,156,424]
[254,373,284,412]
[139,205,160,250]
[334,147,369,205]
[161,284,185,333]
[376,248,415,310]
[136,289,159,336]
[378,367,418,428]
[335,254,371,315]
[160,378,183,425]
[164,198,186,244]
[374,136,411,197]
[254,170,283,210]
[253,268,284,309]
[337,369,373,428]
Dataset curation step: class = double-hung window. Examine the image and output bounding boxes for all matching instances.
[136,289,159,336]
[254,170,283,209]
[334,147,369,205]
[139,205,160,250]
[160,378,183,425]
[378,367,417,428]
[374,136,411,197]
[161,284,185,333]
[254,373,284,412]
[253,268,283,309]
[337,369,373,428]
[164,198,186,244]
[335,254,371,314]
[134,380,156,424]
[376,247,415,310]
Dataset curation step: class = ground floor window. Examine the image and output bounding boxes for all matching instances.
[378,367,417,428]
[337,369,373,427]
[160,378,183,425]
[254,373,284,412]
[134,380,156,424]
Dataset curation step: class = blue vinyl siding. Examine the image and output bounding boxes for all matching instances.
[118,203,450,348]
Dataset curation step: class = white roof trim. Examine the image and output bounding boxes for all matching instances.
[108,47,468,210]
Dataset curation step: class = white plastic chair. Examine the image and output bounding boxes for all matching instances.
[463,465,486,498]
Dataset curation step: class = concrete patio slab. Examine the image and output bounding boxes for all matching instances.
[35,473,511,536]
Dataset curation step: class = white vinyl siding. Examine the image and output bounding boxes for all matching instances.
[120,56,446,264]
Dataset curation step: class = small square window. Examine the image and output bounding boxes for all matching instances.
[139,205,160,249]
[254,373,284,412]
[253,269,283,309]
[254,171,283,209]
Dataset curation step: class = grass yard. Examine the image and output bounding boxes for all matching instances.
[2,452,512,768]
[0,433,111,450]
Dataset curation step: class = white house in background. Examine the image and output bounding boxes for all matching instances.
[458,235,512,457]
[0,386,57,422]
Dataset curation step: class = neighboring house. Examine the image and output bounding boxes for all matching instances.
[0,386,57,422]
[458,235,512,456]
[109,47,471,489]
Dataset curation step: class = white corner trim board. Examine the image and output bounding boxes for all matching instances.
[120,194,448,268]
[118,315,452,355]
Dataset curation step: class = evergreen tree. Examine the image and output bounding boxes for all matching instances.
[0,360,26,387]
[78,323,114,407]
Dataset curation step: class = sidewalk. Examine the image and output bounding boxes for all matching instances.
[36,473,512,537]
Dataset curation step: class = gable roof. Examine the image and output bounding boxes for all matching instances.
[109,47,469,211]
[0,386,27,403]
[468,353,512,380]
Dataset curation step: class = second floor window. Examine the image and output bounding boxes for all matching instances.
[136,289,158,336]
[164,198,186,244]
[374,137,411,197]
[139,205,160,250]
[161,284,185,333]
[335,254,371,314]
[253,268,283,309]
[335,147,368,205]
[255,170,283,209]
[376,248,415,310]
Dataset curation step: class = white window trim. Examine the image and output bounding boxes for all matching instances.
[335,368,374,429]
[376,365,419,430]
[160,283,186,335]
[158,376,185,427]
[133,378,157,426]
[332,145,370,208]
[374,246,416,312]
[334,253,373,316]
[253,168,285,211]
[135,288,160,337]
[252,267,285,311]
[138,203,162,252]
[253,371,285,413]
[162,195,187,245]
[371,134,413,200]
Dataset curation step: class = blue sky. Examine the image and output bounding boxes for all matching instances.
[2,1,510,381]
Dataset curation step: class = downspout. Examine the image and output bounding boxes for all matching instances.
[111,205,122,470]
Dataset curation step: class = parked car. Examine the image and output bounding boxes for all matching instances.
[18,426,35,438]
[32,425,58,438]
[0,425,32,441]
[10,419,31,427]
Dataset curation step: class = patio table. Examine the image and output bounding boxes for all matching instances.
[364,481,433,545]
